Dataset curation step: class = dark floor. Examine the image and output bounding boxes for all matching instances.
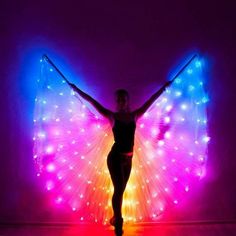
[0,222,236,236]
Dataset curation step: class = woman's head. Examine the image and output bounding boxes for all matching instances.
[115,89,130,112]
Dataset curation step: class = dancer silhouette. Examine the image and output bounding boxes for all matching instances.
[69,81,172,235]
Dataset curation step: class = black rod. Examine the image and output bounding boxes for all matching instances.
[42,54,71,85]
[171,54,198,82]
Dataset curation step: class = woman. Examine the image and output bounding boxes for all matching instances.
[69,81,172,235]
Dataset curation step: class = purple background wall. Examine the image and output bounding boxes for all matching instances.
[1,0,236,222]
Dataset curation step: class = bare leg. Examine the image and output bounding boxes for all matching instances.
[107,151,132,234]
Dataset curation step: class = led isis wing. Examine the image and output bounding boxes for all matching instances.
[129,55,209,221]
[33,57,114,222]
[33,55,209,223]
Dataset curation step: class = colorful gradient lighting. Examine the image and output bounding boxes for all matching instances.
[33,54,209,224]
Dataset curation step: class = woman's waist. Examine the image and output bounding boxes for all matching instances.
[111,143,133,156]
[120,151,133,157]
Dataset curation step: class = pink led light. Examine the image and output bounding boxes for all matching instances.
[46,181,54,191]
[46,163,56,172]
[45,145,54,154]
[55,196,63,204]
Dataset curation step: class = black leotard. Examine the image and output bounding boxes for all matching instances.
[112,118,136,153]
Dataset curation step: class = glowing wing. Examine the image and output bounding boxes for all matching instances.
[123,55,209,222]
[34,55,209,224]
[33,57,114,222]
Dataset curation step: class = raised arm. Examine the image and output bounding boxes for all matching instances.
[69,83,113,119]
[133,80,173,120]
